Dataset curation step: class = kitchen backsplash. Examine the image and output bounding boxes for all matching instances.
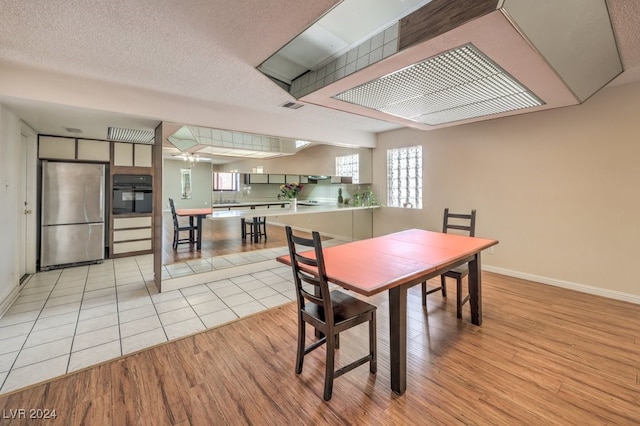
[213,183,372,204]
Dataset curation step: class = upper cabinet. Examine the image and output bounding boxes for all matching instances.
[39,136,110,162]
[134,144,152,167]
[245,173,269,184]
[358,149,373,184]
[113,142,152,167]
[113,142,133,166]
[78,139,110,161]
[268,174,285,184]
[39,136,75,159]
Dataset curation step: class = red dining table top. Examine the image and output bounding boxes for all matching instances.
[174,208,211,216]
[277,228,498,296]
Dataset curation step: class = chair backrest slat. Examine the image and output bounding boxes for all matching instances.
[286,226,333,324]
[168,198,180,229]
[442,208,476,237]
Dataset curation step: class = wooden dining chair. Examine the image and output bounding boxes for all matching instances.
[241,216,267,243]
[422,208,477,319]
[285,226,377,401]
[168,198,198,249]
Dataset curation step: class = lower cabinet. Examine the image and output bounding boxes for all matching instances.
[112,216,153,255]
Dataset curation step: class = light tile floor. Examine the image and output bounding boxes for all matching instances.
[0,243,327,395]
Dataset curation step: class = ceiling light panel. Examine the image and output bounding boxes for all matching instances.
[333,44,544,125]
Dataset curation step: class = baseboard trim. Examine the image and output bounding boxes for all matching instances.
[0,280,27,318]
[483,265,640,305]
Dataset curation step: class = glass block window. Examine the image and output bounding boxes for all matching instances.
[387,146,422,208]
[336,154,359,184]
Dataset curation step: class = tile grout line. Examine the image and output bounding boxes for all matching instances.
[0,269,63,393]
[134,256,170,346]
[64,266,91,374]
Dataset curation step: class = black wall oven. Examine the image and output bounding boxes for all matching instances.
[112,174,152,214]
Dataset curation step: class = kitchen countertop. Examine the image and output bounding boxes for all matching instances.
[207,204,378,220]
[211,201,288,209]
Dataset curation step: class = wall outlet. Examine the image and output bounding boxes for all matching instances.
[487,246,495,255]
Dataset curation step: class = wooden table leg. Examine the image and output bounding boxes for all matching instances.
[253,217,259,243]
[389,285,407,395]
[189,216,195,244]
[468,252,482,326]
[196,215,203,250]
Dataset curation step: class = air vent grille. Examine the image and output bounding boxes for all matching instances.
[107,127,155,144]
[280,101,304,110]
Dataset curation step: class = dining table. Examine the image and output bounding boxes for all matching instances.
[276,228,498,396]
[174,208,210,250]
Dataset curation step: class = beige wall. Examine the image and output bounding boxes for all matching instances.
[373,82,640,300]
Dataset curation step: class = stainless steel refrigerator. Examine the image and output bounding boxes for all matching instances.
[40,161,105,270]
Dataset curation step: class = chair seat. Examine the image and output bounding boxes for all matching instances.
[443,265,468,278]
[303,290,376,326]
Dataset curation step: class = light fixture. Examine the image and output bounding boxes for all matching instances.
[333,44,544,125]
[172,153,212,167]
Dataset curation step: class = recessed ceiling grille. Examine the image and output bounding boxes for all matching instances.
[107,127,155,144]
[333,44,544,125]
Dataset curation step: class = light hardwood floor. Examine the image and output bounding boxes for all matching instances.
[161,213,324,265]
[0,272,638,425]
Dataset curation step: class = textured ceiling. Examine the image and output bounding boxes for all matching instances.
[0,0,639,145]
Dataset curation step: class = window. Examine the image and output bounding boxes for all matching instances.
[335,154,359,184]
[387,146,422,208]
[213,172,240,191]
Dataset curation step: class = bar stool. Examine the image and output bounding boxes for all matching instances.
[241,216,267,243]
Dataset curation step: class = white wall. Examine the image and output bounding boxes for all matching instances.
[0,106,22,312]
[374,82,640,301]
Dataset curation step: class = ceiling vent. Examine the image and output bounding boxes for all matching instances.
[280,101,305,110]
[261,0,622,131]
[107,127,155,144]
[64,127,82,134]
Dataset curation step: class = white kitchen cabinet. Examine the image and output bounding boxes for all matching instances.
[134,144,152,167]
[285,174,300,183]
[246,173,269,184]
[358,149,373,183]
[113,142,134,166]
[112,216,153,255]
[299,175,309,183]
[77,139,110,161]
[269,174,285,184]
[38,136,76,160]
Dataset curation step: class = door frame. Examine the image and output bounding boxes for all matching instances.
[20,122,37,278]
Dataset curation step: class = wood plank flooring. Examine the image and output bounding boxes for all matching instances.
[1,272,639,425]
[161,213,322,265]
